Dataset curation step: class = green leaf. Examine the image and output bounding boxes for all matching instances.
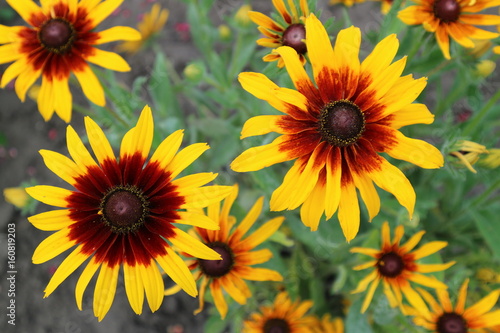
[470,209,500,259]
[345,297,374,333]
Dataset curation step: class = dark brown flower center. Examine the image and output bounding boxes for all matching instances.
[39,18,75,53]
[436,313,468,333]
[282,23,307,55]
[263,318,291,333]
[199,242,234,277]
[101,186,148,234]
[319,100,365,147]
[377,252,405,278]
[433,0,461,23]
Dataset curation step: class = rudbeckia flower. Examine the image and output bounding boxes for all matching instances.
[117,3,169,54]
[329,0,366,8]
[242,291,317,333]
[449,140,489,173]
[0,0,141,122]
[407,279,500,332]
[398,0,500,59]
[312,314,344,333]
[26,105,232,321]
[351,222,455,313]
[231,14,444,241]
[248,0,310,67]
[172,184,284,319]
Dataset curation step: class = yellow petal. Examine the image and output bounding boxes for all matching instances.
[325,148,342,219]
[361,34,399,84]
[123,263,145,315]
[384,128,444,169]
[377,76,428,120]
[37,77,55,121]
[389,104,435,129]
[44,245,88,297]
[155,247,197,297]
[0,25,23,44]
[0,43,22,65]
[237,249,273,265]
[238,216,284,250]
[95,26,141,44]
[88,0,124,26]
[139,261,164,312]
[240,115,287,138]
[28,209,73,231]
[120,105,154,159]
[464,289,500,318]
[401,285,430,318]
[32,228,75,264]
[305,14,335,85]
[338,181,360,242]
[412,241,448,260]
[14,66,42,102]
[300,179,326,231]
[75,257,100,310]
[361,275,380,313]
[175,211,220,230]
[1,58,26,88]
[39,149,80,185]
[94,264,120,321]
[352,269,378,294]
[52,77,72,123]
[352,171,380,222]
[400,230,426,253]
[233,196,264,238]
[238,72,289,113]
[86,48,131,72]
[66,125,99,170]
[220,276,247,304]
[150,129,184,170]
[170,228,221,260]
[275,46,316,96]
[239,267,283,281]
[417,262,455,273]
[350,247,380,257]
[171,173,217,191]
[231,135,297,172]
[369,158,415,219]
[180,185,233,209]
[26,185,72,208]
[210,280,228,319]
[167,143,209,179]
[408,273,448,289]
[84,116,116,165]
[73,65,106,106]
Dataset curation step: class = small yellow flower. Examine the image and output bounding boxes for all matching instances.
[406,279,500,332]
[218,24,231,40]
[183,63,204,82]
[235,4,252,26]
[476,268,500,284]
[117,3,169,54]
[475,59,496,78]
[449,140,489,173]
[330,0,366,7]
[3,187,29,209]
[479,148,500,169]
[351,221,455,313]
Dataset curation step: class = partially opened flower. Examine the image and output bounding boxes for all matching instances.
[479,148,500,169]
[312,314,344,333]
[351,222,455,313]
[231,14,444,241]
[248,0,310,67]
[449,140,489,173]
[0,0,141,122]
[407,279,500,332]
[117,3,169,54]
[26,105,232,321]
[329,0,366,8]
[175,184,284,319]
[398,0,500,59]
[243,291,317,333]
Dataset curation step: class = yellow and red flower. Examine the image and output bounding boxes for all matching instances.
[312,314,344,333]
[248,0,310,67]
[351,222,455,313]
[407,279,500,332]
[243,291,317,333]
[0,0,141,122]
[398,0,500,59]
[176,184,284,319]
[26,105,232,320]
[231,14,443,241]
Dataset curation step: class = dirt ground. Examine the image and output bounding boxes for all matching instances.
[0,1,380,332]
